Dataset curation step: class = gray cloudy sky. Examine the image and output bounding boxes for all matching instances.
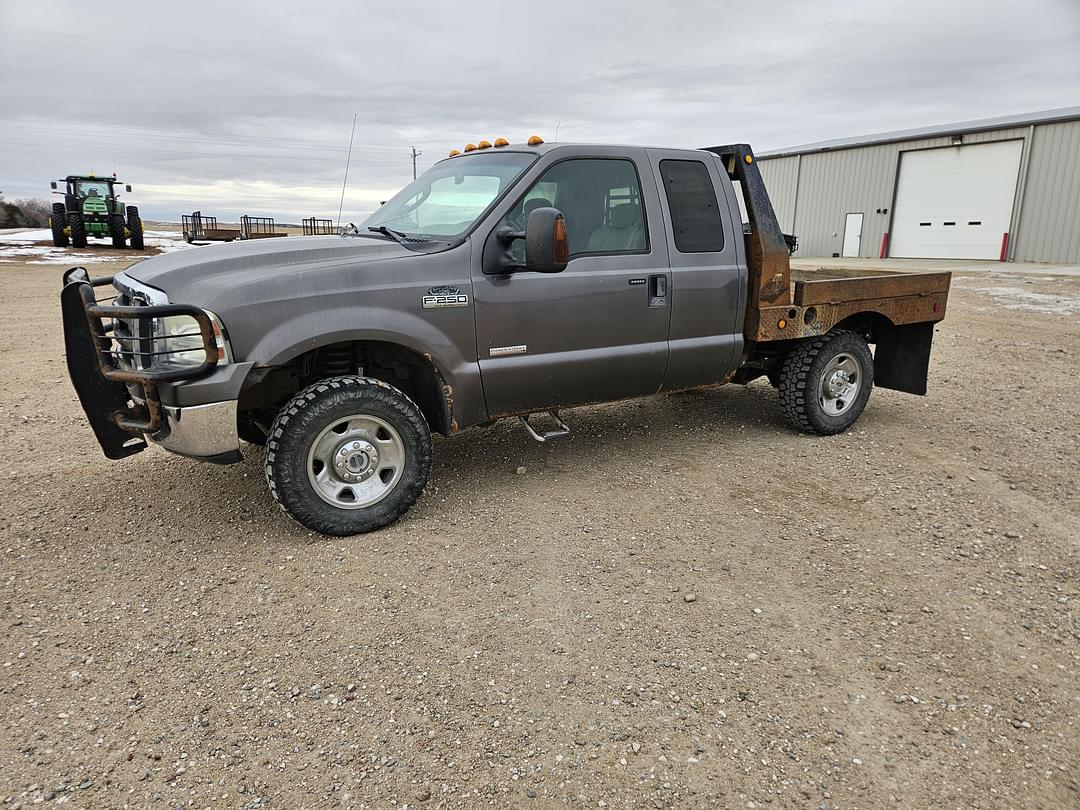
[2,0,1077,222]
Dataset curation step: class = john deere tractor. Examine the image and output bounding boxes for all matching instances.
[49,175,144,250]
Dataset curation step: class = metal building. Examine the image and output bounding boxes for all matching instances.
[756,107,1080,264]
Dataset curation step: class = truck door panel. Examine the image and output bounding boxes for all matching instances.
[473,154,671,417]
[647,150,745,390]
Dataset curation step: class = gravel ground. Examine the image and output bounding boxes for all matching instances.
[1,251,1078,809]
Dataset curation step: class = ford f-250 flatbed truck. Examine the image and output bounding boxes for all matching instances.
[61,139,951,536]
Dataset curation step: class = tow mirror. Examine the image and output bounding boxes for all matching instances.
[524,207,569,273]
[125,184,132,193]
[50,181,57,190]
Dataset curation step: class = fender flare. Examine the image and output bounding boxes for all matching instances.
[242,308,475,433]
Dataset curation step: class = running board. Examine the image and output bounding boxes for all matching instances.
[519,411,571,442]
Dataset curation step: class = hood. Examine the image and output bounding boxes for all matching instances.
[125,235,414,305]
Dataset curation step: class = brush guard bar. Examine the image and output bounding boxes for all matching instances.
[61,267,219,459]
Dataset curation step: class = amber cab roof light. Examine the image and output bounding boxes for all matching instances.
[527,135,544,146]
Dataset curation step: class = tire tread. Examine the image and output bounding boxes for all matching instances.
[264,376,432,535]
[777,329,873,436]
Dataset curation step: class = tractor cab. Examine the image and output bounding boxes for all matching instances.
[49,174,143,251]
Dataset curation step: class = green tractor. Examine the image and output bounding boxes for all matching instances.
[49,175,144,250]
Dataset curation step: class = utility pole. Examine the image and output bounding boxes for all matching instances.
[411,146,422,180]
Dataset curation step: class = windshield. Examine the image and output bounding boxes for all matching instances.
[364,152,534,239]
[76,180,111,198]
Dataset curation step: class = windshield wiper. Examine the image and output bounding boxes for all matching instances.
[367,225,411,245]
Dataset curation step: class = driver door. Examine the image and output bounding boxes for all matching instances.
[472,151,671,418]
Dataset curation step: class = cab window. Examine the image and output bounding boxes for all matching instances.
[658,159,725,253]
[365,152,534,238]
[77,180,110,198]
[505,158,647,259]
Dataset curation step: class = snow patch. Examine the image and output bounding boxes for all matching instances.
[974,286,1080,315]
[0,229,54,243]
[0,228,196,262]
[0,246,120,264]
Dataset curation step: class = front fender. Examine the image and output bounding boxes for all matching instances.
[246,306,487,429]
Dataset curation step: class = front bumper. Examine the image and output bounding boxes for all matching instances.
[150,400,241,464]
[61,267,239,462]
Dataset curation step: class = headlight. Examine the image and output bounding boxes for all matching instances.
[155,310,232,367]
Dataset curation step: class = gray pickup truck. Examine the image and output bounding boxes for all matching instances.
[62,139,951,535]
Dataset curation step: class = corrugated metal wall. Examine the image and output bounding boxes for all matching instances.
[757,156,798,233]
[1012,121,1080,264]
[757,121,1080,263]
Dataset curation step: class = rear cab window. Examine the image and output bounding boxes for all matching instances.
[658,159,725,253]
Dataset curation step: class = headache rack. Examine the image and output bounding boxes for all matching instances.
[61,267,219,459]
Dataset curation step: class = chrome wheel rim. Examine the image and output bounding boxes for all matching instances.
[819,353,862,416]
[306,414,405,509]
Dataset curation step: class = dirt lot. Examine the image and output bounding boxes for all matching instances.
[1,250,1078,809]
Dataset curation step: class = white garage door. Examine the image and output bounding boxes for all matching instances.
[890,140,1023,260]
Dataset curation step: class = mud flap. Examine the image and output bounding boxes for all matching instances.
[874,321,935,396]
[61,281,147,459]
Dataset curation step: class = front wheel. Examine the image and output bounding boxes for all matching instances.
[778,330,874,435]
[51,203,69,247]
[265,376,432,535]
[109,213,127,248]
[127,206,144,250]
[69,212,87,248]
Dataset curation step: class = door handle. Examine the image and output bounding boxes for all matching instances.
[648,274,667,307]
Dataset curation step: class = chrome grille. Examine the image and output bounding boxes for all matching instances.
[111,282,156,371]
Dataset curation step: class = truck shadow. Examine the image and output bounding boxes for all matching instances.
[138,378,879,543]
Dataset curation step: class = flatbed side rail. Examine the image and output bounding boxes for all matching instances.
[61,267,219,458]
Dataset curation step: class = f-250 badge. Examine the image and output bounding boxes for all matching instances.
[422,286,469,309]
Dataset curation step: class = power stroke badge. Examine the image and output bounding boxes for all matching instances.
[422,285,469,309]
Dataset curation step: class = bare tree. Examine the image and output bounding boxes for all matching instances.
[14,198,52,228]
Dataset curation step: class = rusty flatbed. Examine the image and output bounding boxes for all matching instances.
[747,268,951,342]
[707,144,951,349]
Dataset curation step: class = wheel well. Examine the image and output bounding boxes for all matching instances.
[832,311,895,344]
[737,311,896,386]
[239,340,452,436]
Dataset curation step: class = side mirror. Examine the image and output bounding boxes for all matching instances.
[125,184,132,193]
[524,207,569,273]
[50,181,57,190]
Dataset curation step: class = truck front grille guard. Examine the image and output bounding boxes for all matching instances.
[61,267,219,436]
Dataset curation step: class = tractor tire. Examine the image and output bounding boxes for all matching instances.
[265,376,432,536]
[68,212,87,248]
[51,203,69,247]
[109,213,127,248]
[127,206,144,250]
[777,329,874,436]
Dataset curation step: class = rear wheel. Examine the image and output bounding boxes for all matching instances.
[265,376,432,535]
[127,206,144,250]
[778,329,873,435]
[51,203,69,247]
[109,213,127,248]
[68,212,87,248]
